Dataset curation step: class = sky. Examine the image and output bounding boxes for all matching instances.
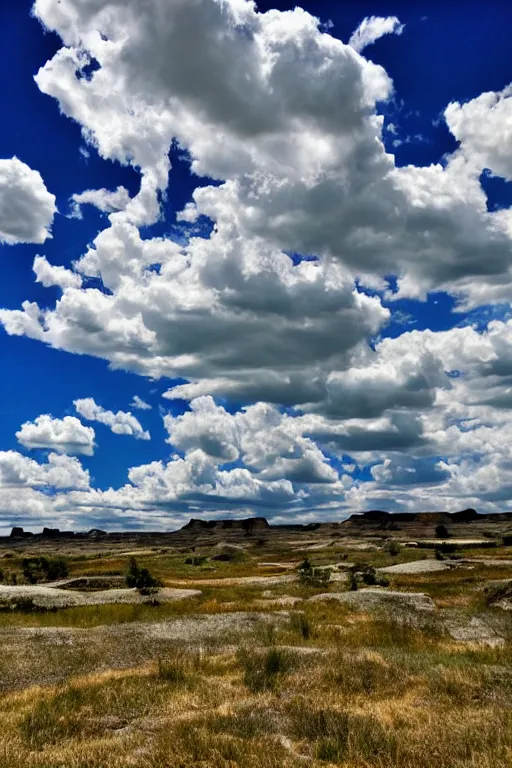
[0,0,512,533]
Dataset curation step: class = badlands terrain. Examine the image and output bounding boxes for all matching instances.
[0,510,510,767]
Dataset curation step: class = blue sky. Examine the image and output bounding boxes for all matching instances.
[0,0,511,532]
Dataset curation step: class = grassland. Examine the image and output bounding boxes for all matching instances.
[0,527,510,767]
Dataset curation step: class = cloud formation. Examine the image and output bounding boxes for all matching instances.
[69,186,131,219]
[16,415,95,456]
[0,157,56,245]
[74,397,150,440]
[0,0,512,527]
[130,396,151,411]
[348,16,404,53]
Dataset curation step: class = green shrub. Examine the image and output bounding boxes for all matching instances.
[383,540,401,557]
[298,559,332,587]
[436,524,449,538]
[349,564,389,589]
[21,556,69,584]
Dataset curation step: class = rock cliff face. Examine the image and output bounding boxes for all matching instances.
[180,517,270,533]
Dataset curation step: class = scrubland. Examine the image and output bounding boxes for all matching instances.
[0,529,510,767]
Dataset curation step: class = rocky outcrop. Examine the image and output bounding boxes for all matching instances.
[181,517,270,533]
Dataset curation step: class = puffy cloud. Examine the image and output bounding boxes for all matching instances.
[16,415,95,456]
[130,395,151,411]
[33,255,82,290]
[69,186,131,219]
[0,0,503,376]
[445,84,512,181]
[0,157,56,245]
[348,16,404,53]
[0,451,90,490]
[0,222,388,404]
[164,396,338,483]
[74,397,150,440]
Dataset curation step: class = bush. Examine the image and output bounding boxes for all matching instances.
[484,581,512,606]
[22,556,69,584]
[125,557,161,591]
[349,564,389,589]
[9,596,52,613]
[298,559,332,587]
[383,540,401,557]
[435,524,449,538]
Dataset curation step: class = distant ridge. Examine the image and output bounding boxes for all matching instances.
[4,508,512,541]
[345,508,483,525]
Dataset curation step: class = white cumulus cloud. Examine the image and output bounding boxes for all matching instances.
[74,397,150,440]
[69,185,131,219]
[16,415,95,456]
[0,157,56,245]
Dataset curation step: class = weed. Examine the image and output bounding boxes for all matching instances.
[238,647,295,692]
[290,612,312,640]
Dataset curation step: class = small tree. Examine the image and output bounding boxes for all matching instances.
[125,557,161,591]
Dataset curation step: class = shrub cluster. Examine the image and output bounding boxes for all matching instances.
[349,564,389,591]
[22,556,69,584]
[298,559,332,587]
